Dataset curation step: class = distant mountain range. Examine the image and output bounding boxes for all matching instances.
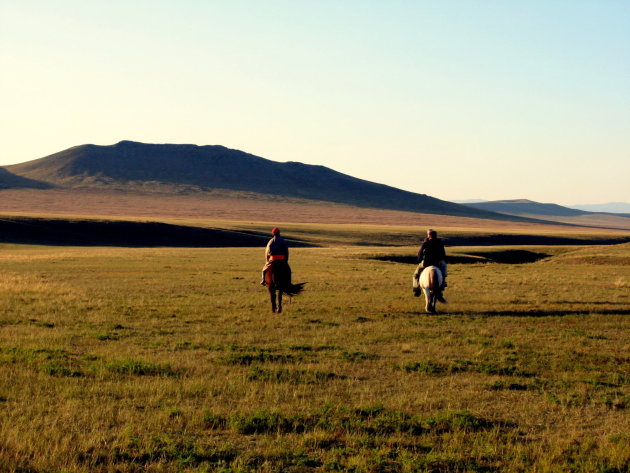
[462,200,630,232]
[459,199,630,216]
[464,199,590,217]
[569,202,630,214]
[1,140,525,221]
[464,199,630,218]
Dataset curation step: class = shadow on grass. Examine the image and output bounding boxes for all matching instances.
[555,301,630,305]
[447,309,630,317]
[372,250,551,265]
[401,306,630,318]
[446,234,630,246]
[0,216,316,248]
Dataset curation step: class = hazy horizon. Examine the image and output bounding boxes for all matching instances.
[1,1,628,206]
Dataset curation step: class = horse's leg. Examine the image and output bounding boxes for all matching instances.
[277,291,283,313]
[423,288,431,313]
[269,287,276,313]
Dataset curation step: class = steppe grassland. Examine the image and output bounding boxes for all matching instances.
[0,239,628,473]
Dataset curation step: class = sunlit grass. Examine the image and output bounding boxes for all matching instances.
[0,241,628,472]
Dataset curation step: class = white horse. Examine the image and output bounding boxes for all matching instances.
[413,266,445,314]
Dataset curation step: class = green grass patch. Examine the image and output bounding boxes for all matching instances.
[103,358,177,377]
[398,359,533,377]
[341,351,379,362]
[220,349,298,365]
[204,405,495,437]
[247,366,345,384]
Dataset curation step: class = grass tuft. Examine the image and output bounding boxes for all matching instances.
[247,366,344,384]
[221,350,297,365]
[103,358,177,377]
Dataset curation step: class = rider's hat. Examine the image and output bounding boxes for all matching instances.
[271,227,281,235]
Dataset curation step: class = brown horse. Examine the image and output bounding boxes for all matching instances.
[264,262,305,313]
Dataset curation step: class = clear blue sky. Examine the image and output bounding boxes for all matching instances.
[1,1,628,205]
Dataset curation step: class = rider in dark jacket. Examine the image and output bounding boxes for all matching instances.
[413,229,448,296]
[418,232,446,269]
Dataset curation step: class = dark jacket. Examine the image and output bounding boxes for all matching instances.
[418,238,446,266]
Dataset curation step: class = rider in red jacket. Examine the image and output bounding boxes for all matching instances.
[260,227,290,285]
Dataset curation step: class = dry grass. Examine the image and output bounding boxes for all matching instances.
[2,188,629,231]
[0,235,628,472]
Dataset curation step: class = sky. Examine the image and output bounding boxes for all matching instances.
[1,1,628,206]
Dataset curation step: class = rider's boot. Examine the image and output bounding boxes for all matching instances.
[412,275,421,297]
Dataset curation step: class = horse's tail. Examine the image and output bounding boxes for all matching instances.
[424,266,442,293]
[284,282,306,297]
[429,269,440,292]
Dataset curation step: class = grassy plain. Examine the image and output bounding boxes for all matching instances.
[0,229,629,472]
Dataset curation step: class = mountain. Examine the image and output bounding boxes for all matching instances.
[464,199,590,217]
[569,202,630,214]
[4,140,521,220]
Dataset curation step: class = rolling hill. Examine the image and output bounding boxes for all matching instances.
[4,141,519,220]
[0,167,52,190]
[464,199,630,231]
[464,199,590,217]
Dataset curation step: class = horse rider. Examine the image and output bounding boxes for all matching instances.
[260,227,291,286]
[413,229,448,299]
